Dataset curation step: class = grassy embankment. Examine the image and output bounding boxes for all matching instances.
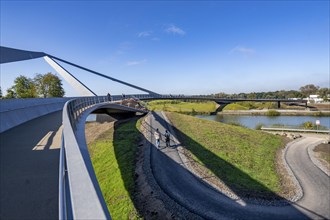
[87,118,142,219]
[146,100,216,114]
[224,102,277,110]
[147,100,330,116]
[166,112,286,198]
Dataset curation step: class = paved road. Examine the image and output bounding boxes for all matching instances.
[149,111,330,219]
[0,111,62,220]
[286,137,330,219]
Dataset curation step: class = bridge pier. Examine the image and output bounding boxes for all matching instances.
[277,101,281,109]
[211,102,231,115]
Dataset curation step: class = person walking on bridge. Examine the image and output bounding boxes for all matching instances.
[154,128,161,149]
[107,93,112,102]
[165,130,170,148]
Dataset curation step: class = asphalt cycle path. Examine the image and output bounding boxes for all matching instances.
[0,111,63,220]
[286,137,330,219]
[148,111,330,220]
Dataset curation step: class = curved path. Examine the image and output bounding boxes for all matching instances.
[0,111,62,220]
[149,111,330,219]
[285,137,330,218]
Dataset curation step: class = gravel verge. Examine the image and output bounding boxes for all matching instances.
[308,143,330,177]
[281,139,304,202]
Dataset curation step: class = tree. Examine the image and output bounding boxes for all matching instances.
[317,88,330,101]
[0,87,2,98]
[300,84,319,97]
[34,73,65,98]
[5,87,17,99]
[13,75,37,98]
[247,93,257,99]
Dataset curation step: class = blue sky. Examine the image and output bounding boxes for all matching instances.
[1,1,329,96]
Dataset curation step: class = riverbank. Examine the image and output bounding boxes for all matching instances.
[219,109,330,116]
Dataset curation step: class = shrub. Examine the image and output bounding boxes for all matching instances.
[266,110,280,116]
[255,123,264,130]
[303,121,314,129]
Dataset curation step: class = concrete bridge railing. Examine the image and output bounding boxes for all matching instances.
[60,96,148,220]
[60,96,112,220]
[0,98,71,133]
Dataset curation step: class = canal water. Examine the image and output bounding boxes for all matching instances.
[195,115,330,130]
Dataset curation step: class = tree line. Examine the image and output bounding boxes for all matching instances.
[1,72,65,99]
[211,84,329,101]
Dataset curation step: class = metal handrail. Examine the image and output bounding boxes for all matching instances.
[261,126,330,133]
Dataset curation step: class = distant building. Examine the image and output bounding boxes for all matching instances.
[304,94,323,103]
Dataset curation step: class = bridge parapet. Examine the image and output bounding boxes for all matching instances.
[60,96,148,220]
[0,98,70,133]
[60,96,117,220]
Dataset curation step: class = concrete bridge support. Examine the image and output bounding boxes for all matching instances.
[277,101,281,109]
[211,102,231,115]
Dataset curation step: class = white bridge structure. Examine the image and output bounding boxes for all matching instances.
[0,46,311,220]
[1,46,155,220]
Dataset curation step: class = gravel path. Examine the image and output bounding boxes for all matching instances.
[147,111,330,219]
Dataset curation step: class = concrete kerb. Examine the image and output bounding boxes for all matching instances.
[282,139,305,203]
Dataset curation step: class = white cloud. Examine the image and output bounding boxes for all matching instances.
[230,46,256,55]
[126,59,147,66]
[151,37,160,41]
[138,31,152,38]
[164,24,186,36]
[116,41,133,55]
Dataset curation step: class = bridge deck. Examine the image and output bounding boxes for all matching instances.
[0,111,62,220]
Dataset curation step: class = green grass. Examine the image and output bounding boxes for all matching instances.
[166,112,285,198]
[223,103,249,110]
[224,102,277,110]
[146,100,216,114]
[87,118,142,219]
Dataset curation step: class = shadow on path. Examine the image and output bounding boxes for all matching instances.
[147,111,311,219]
[107,112,320,219]
[0,111,62,220]
[153,111,284,200]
